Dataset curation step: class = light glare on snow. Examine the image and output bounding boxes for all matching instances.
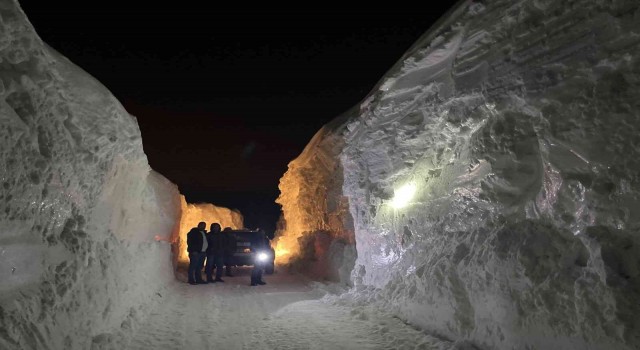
[391,183,416,209]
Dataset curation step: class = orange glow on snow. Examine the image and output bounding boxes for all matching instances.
[273,126,354,268]
[175,196,243,263]
[274,245,292,264]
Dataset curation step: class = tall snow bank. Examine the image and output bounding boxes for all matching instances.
[0,1,180,348]
[341,0,640,349]
[172,195,243,264]
[275,115,356,284]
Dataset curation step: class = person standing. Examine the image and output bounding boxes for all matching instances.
[223,227,237,277]
[187,222,208,285]
[250,229,268,286]
[205,223,225,283]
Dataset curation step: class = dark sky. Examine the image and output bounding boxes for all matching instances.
[18,1,459,232]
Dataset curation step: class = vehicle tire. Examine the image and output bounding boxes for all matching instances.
[265,262,275,274]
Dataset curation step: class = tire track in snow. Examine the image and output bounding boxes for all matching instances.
[125,268,322,349]
[125,269,457,349]
[246,299,457,350]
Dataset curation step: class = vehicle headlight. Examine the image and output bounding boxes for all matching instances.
[257,252,269,262]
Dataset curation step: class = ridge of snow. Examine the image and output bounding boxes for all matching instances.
[340,0,640,348]
[0,2,180,348]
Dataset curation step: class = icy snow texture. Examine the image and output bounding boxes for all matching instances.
[339,0,640,349]
[0,1,180,348]
[173,195,243,263]
[275,114,356,284]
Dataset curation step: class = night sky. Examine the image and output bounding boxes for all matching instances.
[18,1,459,232]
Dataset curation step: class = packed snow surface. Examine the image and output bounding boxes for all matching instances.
[125,268,463,350]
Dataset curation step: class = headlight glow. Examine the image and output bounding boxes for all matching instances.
[257,252,269,262]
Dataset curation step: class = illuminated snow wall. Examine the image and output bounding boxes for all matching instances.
[0,1,180,348]
[173,196,243,263]
[340,0,640,349]
[275,116,356,283]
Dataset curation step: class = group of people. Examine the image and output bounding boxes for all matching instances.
[186,222,268,287]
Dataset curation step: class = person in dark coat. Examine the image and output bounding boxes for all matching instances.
[205,223,226,283]
[187,222,208,285]
[250,229,269,286]
[223,227,237,277]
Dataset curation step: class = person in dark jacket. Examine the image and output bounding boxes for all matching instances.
[205,223,225,283]
[250,229,269,286]
[223,227,237,277]
[187,222,208,285]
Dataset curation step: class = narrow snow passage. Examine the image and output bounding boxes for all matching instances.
[126,267,455,350]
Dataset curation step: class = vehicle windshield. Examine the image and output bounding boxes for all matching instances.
[231,231,270,250]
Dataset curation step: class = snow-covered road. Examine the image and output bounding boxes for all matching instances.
[125,267,456,350]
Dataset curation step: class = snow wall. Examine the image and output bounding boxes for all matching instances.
[275,114,356,284]
[0,1,181,348]
[280,0,640,348]
[173,195,243,264]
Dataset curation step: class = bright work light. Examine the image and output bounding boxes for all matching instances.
[391,183,416,209]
